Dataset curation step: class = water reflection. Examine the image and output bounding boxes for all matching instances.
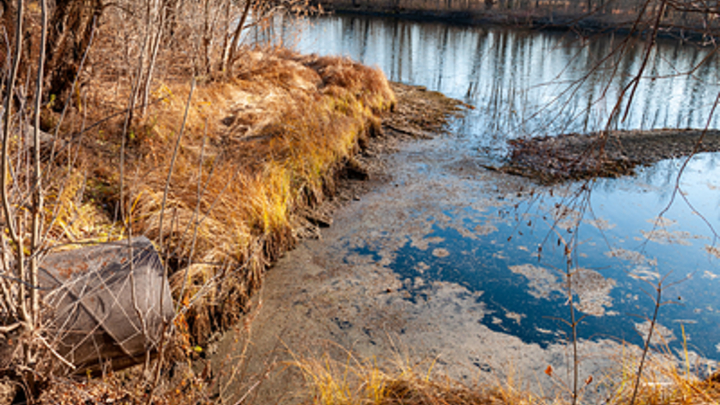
[364,153,720,359]
[291,15,720,150]
[283,15,720,361]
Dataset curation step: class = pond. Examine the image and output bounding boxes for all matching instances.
[264,14,720,370]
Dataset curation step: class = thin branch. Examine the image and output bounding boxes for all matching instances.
[0,322,21,334]
[36,334,76,371]
[630,277,665,405]
[30,0,49,336]
[2,0,24,245]
[225,0,255,75]
[158,77,195,253]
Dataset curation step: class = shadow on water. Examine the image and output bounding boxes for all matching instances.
[279,14,720,361]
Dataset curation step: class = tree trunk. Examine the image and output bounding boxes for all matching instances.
[223,0,255,75]
[45,0,105,110]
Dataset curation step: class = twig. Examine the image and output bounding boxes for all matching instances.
[36,334,76,371]
[233,378,263,405]
[0,322,22,334]
[145,76,195,405]
[630,275,668,405]
[2,0,32,377]
[176,117,209,312]
[1,0,23,246]
[144,322,169,405]
[158,77,195,254]
[225,0,255,75]
[30,0,49,341]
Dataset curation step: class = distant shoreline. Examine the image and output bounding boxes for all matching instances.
[312,0,720,43]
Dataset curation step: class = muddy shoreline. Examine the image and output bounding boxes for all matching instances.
[495,129,720,183]
[207,82,633,405]
[308,82,467,222]
[205,77,720,404]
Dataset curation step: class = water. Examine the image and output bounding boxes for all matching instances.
[281,15,720,362]
[288,15,720,156]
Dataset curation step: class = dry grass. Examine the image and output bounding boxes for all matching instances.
[290,345,720,405]
[17,43,395,403]
[1,1,397,399]
[55,46,396,345]
[290,351,498,405]
[31,41,720,405]
[602,348,720,405]
[10,4,719,405]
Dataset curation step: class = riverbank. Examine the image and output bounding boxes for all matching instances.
[2,4,476,401]
[6,3,720,402]
[205,86,720,405]
[20,47,465,403]
[27,48,720,405]
[314,0,720,42]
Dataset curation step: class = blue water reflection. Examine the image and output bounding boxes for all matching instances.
[285,15,720,360]
[380,154,720,358]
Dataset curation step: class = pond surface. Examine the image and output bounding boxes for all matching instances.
[280,15,720,364]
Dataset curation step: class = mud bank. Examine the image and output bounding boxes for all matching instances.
[496,129,720,183]
[306,82,467,218]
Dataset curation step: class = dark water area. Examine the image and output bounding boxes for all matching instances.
[279,15,720,363]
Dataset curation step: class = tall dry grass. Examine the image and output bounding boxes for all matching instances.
[291,345,720,405]
[82,47,396,343]
[1,0,395,399]
[0,0,382,402]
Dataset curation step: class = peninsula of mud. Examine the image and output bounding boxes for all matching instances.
[497,129,720,183]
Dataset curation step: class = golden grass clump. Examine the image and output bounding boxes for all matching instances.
[115,47,396,343]
[42,170,115,244]
[291,351,503,405]
[600,348,720,405]
[290,346,720,405]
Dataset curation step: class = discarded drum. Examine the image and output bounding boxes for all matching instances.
[39,236,174,374]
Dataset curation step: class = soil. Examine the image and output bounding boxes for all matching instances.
[495,129,720,184]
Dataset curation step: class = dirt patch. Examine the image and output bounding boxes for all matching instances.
[384,82,468,138]
[207,83,471,404]
[494,129,720,184]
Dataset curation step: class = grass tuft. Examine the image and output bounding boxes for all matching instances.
[291,346,720,405]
